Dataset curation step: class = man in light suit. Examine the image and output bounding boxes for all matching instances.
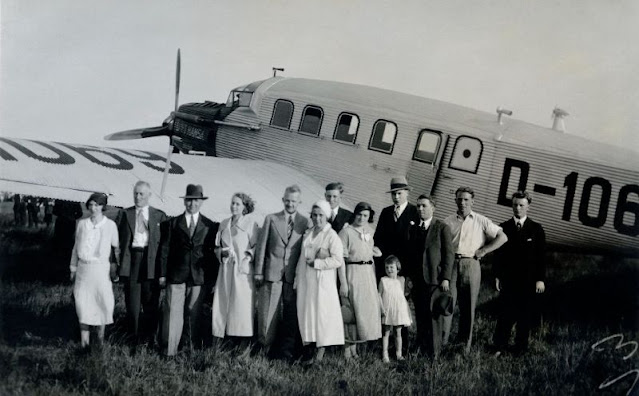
[406,195,454,357]
[254,184,311,361]
[324,182,352,233]
[493,191,546,356]
[158,184,219,356]
[116,181,167,344]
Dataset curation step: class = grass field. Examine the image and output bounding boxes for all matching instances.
[0,201,637,395]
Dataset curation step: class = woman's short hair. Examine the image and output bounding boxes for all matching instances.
[86,192,107,209]
[384,255,402,271]
[233,192,255,215]
[350,201,375,223]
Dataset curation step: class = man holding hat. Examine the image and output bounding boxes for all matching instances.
[158,184,219,356]
[374,176,419,357]
[406,194,454,358]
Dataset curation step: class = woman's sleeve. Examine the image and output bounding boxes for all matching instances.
[313,232,344,270]
[69,221,80,272]
[245,220,260,260]
[293,234,307,289]
[214,224,224,264]
[110,221,119,248]
[338,228,350,259]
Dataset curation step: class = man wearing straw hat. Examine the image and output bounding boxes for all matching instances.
[158,184,219,356]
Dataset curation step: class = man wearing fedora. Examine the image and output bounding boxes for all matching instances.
[374,176,419,356]
[406,195,454,358]
[158,184,219,356]
[116,180,167,345]
[492,191,546,356]
[444,186,507,353]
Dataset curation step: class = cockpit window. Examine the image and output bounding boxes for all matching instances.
[369,120,397,154]
[227,91,253,107]
[270,99,294,129]
[299,105,324,136]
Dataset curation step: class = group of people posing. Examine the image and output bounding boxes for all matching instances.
[69,176,546,364]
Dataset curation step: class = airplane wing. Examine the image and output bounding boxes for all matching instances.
[0,137,326,222]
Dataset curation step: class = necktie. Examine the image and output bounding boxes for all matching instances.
[394,206,400,222]
[189,214,196,238]
[420,221,427,231]
[287,215,294,239]
[517,221,522,231]
[135,209,146,234]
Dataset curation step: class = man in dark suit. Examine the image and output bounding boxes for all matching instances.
[254,184,311,361]
[374,176,420,280]
[324,182,352,233]
[493,191,546,355]
[158,184,219,356]
[116,181,167,344]
[406,195,454,357]
[374,176,420,357]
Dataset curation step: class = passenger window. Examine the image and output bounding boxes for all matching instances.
[368,120,397,154]
[449,136,483,173]
[413,130,441,163]
[333,113,359,144]
[270,100,294,129]
[299,105,324,136]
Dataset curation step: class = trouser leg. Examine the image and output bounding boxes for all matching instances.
[411,280,429,352]
[140,280,161,343]
[257,281,282,347]
[279,281,300,358]
[493,290,516,349]
[514,292,533,351]
[443,262,458,346]
[162,283,186,356]
[457,258,481,350]
[184,285,204,350]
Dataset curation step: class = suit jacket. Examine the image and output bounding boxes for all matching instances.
[494,217,546,289]
[406,219,454,285]
[159,213,219,285]
[374,203,420,274]
[254,211,311,283]
[116,206,167,279]
[329,207,352,234]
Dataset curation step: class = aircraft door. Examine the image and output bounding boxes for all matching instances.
[406,129,448,196]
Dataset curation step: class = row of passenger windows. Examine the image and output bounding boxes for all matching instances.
[269,99,441,164]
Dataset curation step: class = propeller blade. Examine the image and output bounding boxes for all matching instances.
[175,48,181,113]
[103,126,169,141]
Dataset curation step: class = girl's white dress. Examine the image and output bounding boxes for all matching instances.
[212,215,260,337]
[70,217,118,326]
[378,276,412,327]
[295,223,345,347]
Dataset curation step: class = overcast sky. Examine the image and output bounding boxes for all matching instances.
[1,0,637,154]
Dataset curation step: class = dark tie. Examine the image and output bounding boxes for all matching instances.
[287,215,294,240]
[189,215,196,238]
[517,221,522,231]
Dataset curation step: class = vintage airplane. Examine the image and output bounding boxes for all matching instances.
[1,51,637,256]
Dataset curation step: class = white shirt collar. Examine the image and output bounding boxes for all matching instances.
[420,217,433,229]
[395,201,408,213]
[514,216,527,226]
[332,207,339,218]
[135,205,149,217]
[185,211,200,226]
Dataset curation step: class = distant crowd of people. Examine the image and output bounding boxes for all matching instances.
[65,176,546,363]
[12,194,55,228]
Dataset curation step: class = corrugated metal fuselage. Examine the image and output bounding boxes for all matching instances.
[211,78,638,256]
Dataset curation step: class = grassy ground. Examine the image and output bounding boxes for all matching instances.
[0,201,637,395]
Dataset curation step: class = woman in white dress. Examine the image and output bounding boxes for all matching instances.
[295,200,346,363]
[69,193,119,348]
[212,193,260,354]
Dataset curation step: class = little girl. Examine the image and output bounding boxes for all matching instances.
[378,255,412,362]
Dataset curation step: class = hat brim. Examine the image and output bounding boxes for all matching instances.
[386,186,411,193]
[180,195,209,199]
